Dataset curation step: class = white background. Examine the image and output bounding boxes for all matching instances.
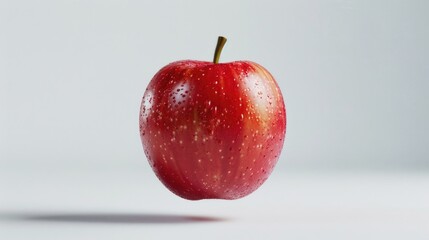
[1,0,429,239]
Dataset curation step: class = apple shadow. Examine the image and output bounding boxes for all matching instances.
[1,212,225,224]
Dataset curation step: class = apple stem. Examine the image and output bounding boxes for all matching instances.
[213,36,227,64]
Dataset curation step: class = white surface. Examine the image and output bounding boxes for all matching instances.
[1,164,428,240]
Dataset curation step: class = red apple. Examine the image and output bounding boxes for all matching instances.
[139,37,286,200]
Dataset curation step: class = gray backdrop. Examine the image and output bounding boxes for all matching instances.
[1,0,428,171]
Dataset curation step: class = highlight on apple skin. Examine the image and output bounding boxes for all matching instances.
[139,37,286,200]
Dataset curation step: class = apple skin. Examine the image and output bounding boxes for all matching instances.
[139,60,286,200]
